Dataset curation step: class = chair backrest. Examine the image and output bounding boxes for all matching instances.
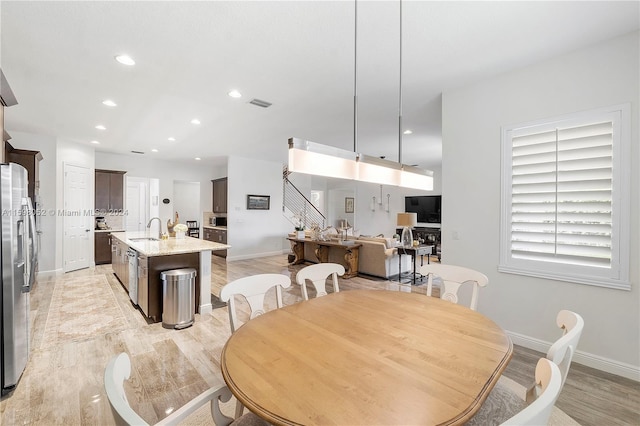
[295,263,345,300]
[219,273,292,333]
[104,353,151,426]
[501,358,562,426]
[105,353,236,426]
[420,264,488,310]
[547,310,584,391]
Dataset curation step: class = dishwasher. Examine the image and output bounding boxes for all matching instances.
[127,248,138,305]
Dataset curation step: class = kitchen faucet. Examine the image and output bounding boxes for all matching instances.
[147,217,162,239]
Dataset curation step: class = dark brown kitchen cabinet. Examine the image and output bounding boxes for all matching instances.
[5,142,42,202]
[145,253,200,323]
[203,227,227,258]
[95,169,126,212]
[95,232,112,264]
[212,177,227,213]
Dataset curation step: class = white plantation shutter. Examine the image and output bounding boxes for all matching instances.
[500,105,630,290]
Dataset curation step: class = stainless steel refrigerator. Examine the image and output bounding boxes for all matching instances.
[1,163,37,394]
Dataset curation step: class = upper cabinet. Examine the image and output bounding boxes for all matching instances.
[212,177,228,213]
[6,143,42,201]
[96,169,126,212]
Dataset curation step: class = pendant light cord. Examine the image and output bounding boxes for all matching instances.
[398,0,403,165]
[353,0,358,154]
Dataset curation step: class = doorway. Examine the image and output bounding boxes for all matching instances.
[63,163,90,272]
[126,177,149,232]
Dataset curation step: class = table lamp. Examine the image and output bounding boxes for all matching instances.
[397,212,417,248]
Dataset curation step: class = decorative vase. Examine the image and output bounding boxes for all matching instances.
[401,226,413,248]
[176,231,186,239]
[296,230,305,240]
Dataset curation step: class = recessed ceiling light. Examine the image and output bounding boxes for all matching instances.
[168,137,176,142]
[102,99,117,107]
[95,125,106,130]
[191,118,201,125]
[90,140,100,145]
[403,129,413,135]
[115,54,135,66]
[228,90,242,98]
[195,157,201,161]
[151,148,158,153]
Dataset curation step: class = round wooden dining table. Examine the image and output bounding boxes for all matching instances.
[221,289,513,425]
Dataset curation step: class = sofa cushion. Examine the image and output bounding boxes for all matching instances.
[384,238,397,249]
[357,236,396,249]
[357,236,387,245]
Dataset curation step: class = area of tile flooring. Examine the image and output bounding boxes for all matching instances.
[1,255,638,425]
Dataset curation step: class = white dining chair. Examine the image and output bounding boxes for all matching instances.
[420,263,488,310]
[467,309,584,425]
[466,358,562,426]
[104,352,266,426]
[219,273,292,419]
[501,358,563,426]
[219,273,292,333]
[295,262,345,300]
[526,309,584,403]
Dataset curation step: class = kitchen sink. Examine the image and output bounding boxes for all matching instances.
[129,237,159,242]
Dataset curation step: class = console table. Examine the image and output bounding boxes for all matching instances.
[397,244,434,284]
[288,238,361,279]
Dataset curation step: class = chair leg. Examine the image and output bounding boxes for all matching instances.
[235,400,244,418]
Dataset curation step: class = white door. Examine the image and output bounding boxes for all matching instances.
[63,163,91,272]
[126,179,148,232]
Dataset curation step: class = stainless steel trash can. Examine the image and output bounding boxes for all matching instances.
[161,268,197,329]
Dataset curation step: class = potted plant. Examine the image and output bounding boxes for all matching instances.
[173,223,188,239]
[293,213,305,239]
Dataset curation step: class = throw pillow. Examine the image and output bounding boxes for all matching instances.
[384,238,396,249]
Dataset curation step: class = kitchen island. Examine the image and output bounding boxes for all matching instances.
[110,231,229,322]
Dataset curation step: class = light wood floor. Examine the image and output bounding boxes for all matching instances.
[1,254,638,425]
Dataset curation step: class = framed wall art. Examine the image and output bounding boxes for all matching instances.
[247,194,270,210]
[345,197,354,213]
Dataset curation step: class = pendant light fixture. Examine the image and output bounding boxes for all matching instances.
[288,0,433,191]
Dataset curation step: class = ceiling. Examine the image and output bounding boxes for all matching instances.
[2,1,638,170]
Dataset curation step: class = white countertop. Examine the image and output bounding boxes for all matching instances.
[202,225,227,231]
[95,229,125,233]
[111,231,230,256]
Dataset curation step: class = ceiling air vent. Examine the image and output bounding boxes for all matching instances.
[131,150,145,154]
[249,98,272,108]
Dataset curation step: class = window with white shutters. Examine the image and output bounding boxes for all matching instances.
[499,105,630,290]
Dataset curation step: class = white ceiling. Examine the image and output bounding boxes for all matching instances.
[2,1,638,170]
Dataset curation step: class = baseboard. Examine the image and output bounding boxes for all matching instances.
[198,303,212,316]
[36,269,63,280]
[227,250,286,262]
[507,330,640,382]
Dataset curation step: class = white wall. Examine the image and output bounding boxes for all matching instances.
[354,167,442,237]
[7,131,58,274]
[95,152,222,234]
[173,181,201,224]
[287,166,442,238]
[227,156,289,260]
[442,32,639,378]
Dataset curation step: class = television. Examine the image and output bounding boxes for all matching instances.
[405,195,441,227]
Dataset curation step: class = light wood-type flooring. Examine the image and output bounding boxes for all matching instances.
[1,254,638,425]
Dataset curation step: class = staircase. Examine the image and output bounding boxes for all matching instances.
[282,167,326,230]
